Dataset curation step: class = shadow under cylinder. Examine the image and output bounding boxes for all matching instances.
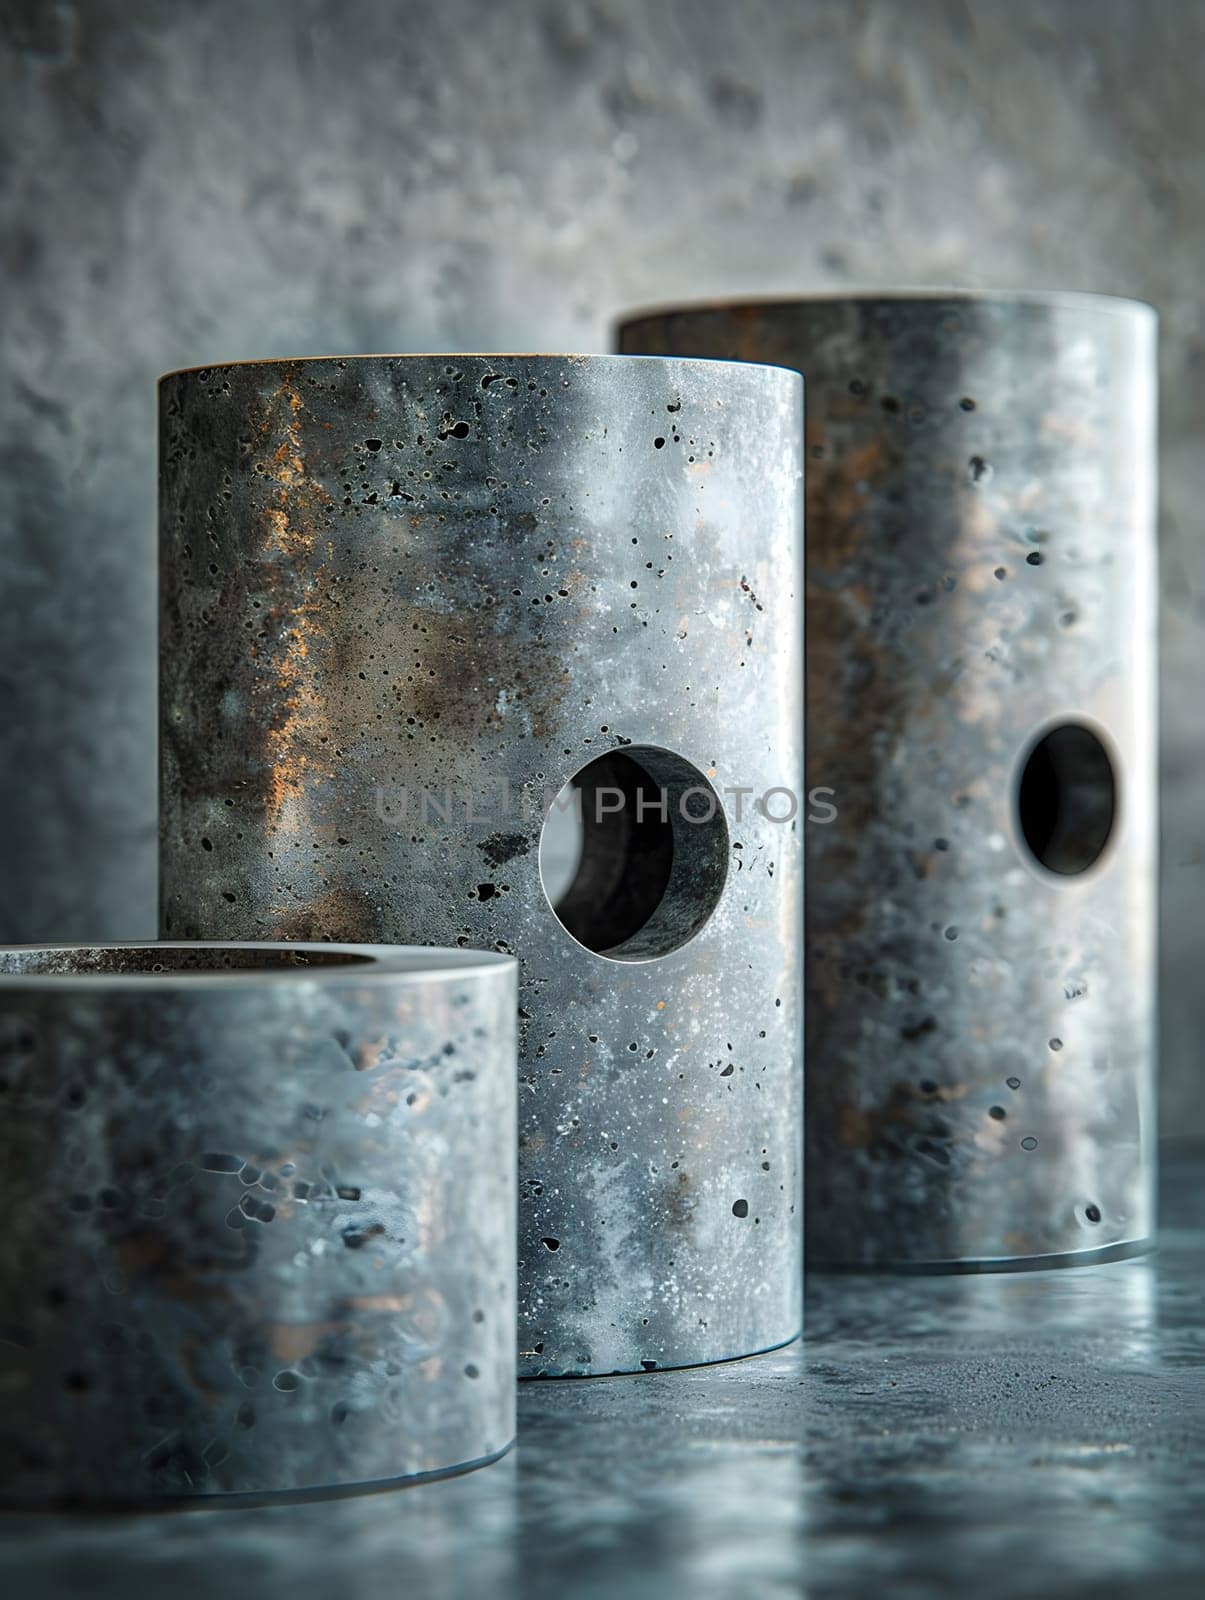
[0,943,516,1505]
[618,295,1157,1269]
[159,355,804,1373]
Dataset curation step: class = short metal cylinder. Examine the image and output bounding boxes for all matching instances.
[159,354,804,1373]
[619,294,1157,1269]
[0,943,516,1503]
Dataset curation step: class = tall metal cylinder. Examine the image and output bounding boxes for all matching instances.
[159,354,804,1372]
[0,943,516,1504]
[619,294,1157,1269]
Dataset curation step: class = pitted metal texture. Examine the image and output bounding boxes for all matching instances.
[159,354,804,1373]
[0,942,516,1503]
[619,295,1157,1268]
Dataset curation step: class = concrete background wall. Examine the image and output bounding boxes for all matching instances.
[1,0,1201,1131]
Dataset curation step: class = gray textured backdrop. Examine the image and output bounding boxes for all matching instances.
[1,0,1201,1131]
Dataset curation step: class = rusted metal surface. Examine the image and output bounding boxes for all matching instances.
[159,355,804,1373]
[619,294,1157,1268]
[0,943,516,1503]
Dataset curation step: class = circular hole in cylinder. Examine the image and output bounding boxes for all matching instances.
[539,745,729,961]
[1015,722,1117,876]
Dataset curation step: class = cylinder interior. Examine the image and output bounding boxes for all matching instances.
[1015,722,1118,877]
[539,745,730,961]
[0,947,375,976]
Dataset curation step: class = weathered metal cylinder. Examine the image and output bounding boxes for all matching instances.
[159,355,804,1373]
[619,294,1157,1269]
[0,942,516,1503]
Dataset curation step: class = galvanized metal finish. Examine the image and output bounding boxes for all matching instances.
[0,943,516,1503]
[619,294,1157,1268]
[159,354,804,1375]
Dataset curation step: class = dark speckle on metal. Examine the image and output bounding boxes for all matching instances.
[0,942,516,1504]
[0,1153,1200,1595]
[619,293,1157,1269]
[158,354,804,1375]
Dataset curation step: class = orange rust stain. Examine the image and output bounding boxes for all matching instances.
[838,1080,968,1151]
[253,376,336,833]
[355,1036,393,1071]
[838,1106,888,1150]
[269,885,378,944]
[1002,1229,1038,1255]
[807,436,892,576]
[177,1339,226,1403]
[348,1294,410,1313]
[268,1319,351,1365]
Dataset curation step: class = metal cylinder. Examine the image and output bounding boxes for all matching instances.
[0,942,516,1504]
[618,294,1157,1269]
[159,354,804,1373]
